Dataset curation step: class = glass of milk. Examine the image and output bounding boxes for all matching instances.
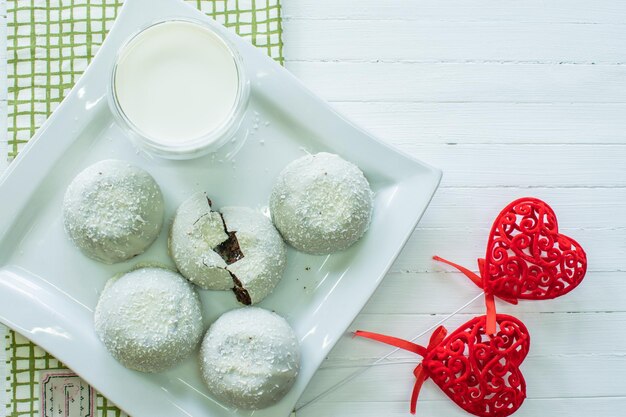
[110,19,249,159]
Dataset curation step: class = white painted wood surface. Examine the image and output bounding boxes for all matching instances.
[281,1,626,416]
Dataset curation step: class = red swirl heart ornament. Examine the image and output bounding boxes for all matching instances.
[355,314,530,417]
[423,315,529,417]
[434,197,587,334]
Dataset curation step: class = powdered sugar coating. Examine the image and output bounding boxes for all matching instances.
[170,192,286,304]
[199,308,300,410]
[221,206,286,304]
[94,267,203,373]
[63,160,164,264]
[270,152,373,254]
[169,192,232,290]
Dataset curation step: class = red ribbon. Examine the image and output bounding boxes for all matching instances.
[432,256,513,336]
[354,326,448,414]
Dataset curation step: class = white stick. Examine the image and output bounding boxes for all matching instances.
[294,292,484,412]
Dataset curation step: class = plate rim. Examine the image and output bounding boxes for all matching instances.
[0,0,442,416]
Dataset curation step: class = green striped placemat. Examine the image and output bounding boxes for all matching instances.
[3,1,284,416]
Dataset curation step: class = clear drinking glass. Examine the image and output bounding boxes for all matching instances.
[109,19,250,160]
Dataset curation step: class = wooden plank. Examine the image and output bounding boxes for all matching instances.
[389,144,626,187]
[285,62,626,103]
[296,398,626,417]
[420,187,626,229]
[329,102,626,144]
[361,272,623,314]
[391,227,624,272]
[299,356,626,403]
[282,0,626,24]
[326,312,626,360]
[284,20,626,64]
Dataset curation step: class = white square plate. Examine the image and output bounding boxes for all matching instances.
[0,0,441,416]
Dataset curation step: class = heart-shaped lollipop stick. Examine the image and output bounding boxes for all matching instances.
[355,314,530,417]
[434,197,587,334]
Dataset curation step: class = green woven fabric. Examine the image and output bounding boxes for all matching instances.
[6,0,284,159]
[4,1,284,416]
[5,332,124,417]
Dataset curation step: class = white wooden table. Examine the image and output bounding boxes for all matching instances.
[282,1,626,416]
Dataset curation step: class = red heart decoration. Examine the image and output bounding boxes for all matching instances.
[481,197,587,302]
[434,197,587,334]
[423,314,529,417]
[355,314,530,417]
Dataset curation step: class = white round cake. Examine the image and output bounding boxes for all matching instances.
[199,308,300,409]
[63,159,164,264]
[169,192,232,290]
[220,206,287,304]
[169,193,286,304]
[94,267,204,373]
[270,152,373,254]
